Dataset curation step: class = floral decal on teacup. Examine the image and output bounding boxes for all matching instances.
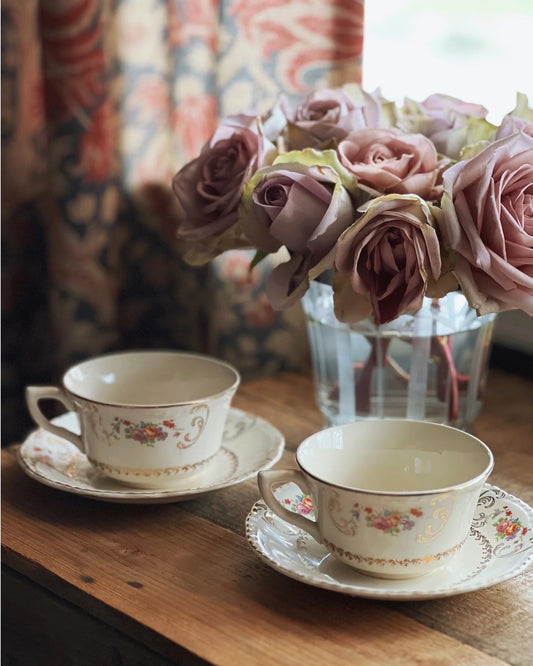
[284,493,315,520]
[113,418,175,445]
[363,505,424,535]
[326,493,424,536]
[98,404,209,448]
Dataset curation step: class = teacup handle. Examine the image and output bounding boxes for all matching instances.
[257,469,322,543]
[25,386,85,453]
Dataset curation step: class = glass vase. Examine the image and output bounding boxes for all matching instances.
[302,281,497,431]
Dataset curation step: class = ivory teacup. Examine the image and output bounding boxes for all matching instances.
[26,350,240,489]
[258,420,493,579]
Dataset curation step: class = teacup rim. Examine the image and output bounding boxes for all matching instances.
[62,349,241,408]
[295,419,494,497]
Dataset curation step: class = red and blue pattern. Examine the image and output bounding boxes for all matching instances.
[1,0,364,445]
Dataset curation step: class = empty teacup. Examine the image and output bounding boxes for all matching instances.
[258,420,493,579]
[26,350,240,489]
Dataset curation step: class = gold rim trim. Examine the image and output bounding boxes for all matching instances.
[322,536,467,568]
[86,453,216,477]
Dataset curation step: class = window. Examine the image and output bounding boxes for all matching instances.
[363,0,533,122]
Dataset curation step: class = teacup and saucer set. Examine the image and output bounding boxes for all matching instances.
[247,420,533,600]
[20,351,284,503]
[19,353,533,598]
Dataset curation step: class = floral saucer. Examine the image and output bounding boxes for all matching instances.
[246,483,533,600]
[18,408,284,504]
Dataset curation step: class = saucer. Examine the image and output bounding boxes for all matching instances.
[246,483,533,600]
[18,408,284,504]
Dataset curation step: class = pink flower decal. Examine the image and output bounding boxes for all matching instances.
[493,511,528,541]
[364,507,423,535]
[285,493,315,519]
[112,418,181,446]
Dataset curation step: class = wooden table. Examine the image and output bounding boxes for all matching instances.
[2,368,533,666]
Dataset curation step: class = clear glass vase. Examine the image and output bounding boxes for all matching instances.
[302,281,497,431]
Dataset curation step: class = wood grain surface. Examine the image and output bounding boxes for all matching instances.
[2,368,532,666]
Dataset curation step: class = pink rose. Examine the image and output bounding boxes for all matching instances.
[496,115,533,140]
[496,93,533,140]
[422,93,488,126]
[295,501,312,516]
[372,516,390,531]
[282,85,381,149]
[172,115,275,243]
[337,128,440,200]
[239,151,359,309]
[496,520,510,534]
[130,428,145,442]
[397,93,493,160]
[440,131,533,316]
[333,194,443,325]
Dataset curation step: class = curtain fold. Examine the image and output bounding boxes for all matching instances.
[1,0,364,445]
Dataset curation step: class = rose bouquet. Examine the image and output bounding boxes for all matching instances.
[171,84,533,327]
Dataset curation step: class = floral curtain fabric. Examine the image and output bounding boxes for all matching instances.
[1,0,364,445]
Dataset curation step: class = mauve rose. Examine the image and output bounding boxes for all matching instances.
[172,115,276,244]
[397,93,495,160]
[239,150,359,308]
[337,128,440,200]
[496,115,533,139]
[440,131,533,316]
[399,93,488,134]
[333,194,443,325]
[282,84,381,150]
[495,94,533,140]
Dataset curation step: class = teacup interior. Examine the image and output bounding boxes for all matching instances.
[64,351,240,406]
[298,420,493,492]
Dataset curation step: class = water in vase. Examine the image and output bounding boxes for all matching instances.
[303,282,497,431]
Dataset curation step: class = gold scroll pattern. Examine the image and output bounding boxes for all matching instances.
[416,493,454,543]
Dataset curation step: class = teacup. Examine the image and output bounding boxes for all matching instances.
[26,350,240,489]
[258,420,493,579]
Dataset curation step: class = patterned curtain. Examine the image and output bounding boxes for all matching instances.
[1,0,364,445]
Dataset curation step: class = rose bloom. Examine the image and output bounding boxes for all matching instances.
[496,115,533,140]
[440,131,533,316]
[333,194,444,326]
[171,115,276,262]
[337,128,440,200]
[282,84,381,149]
[295,500,313,516]
[505,522,519,536]
[239,151,359,309]
[495,93,533,140]
[397,93,494,161]
[496,520,511,534]
[130,428,145,442]
[385,512,403,527]
[143,425,160,440]
[372,516,391,531]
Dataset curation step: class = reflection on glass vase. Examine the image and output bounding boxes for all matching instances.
[303,281,497,432]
